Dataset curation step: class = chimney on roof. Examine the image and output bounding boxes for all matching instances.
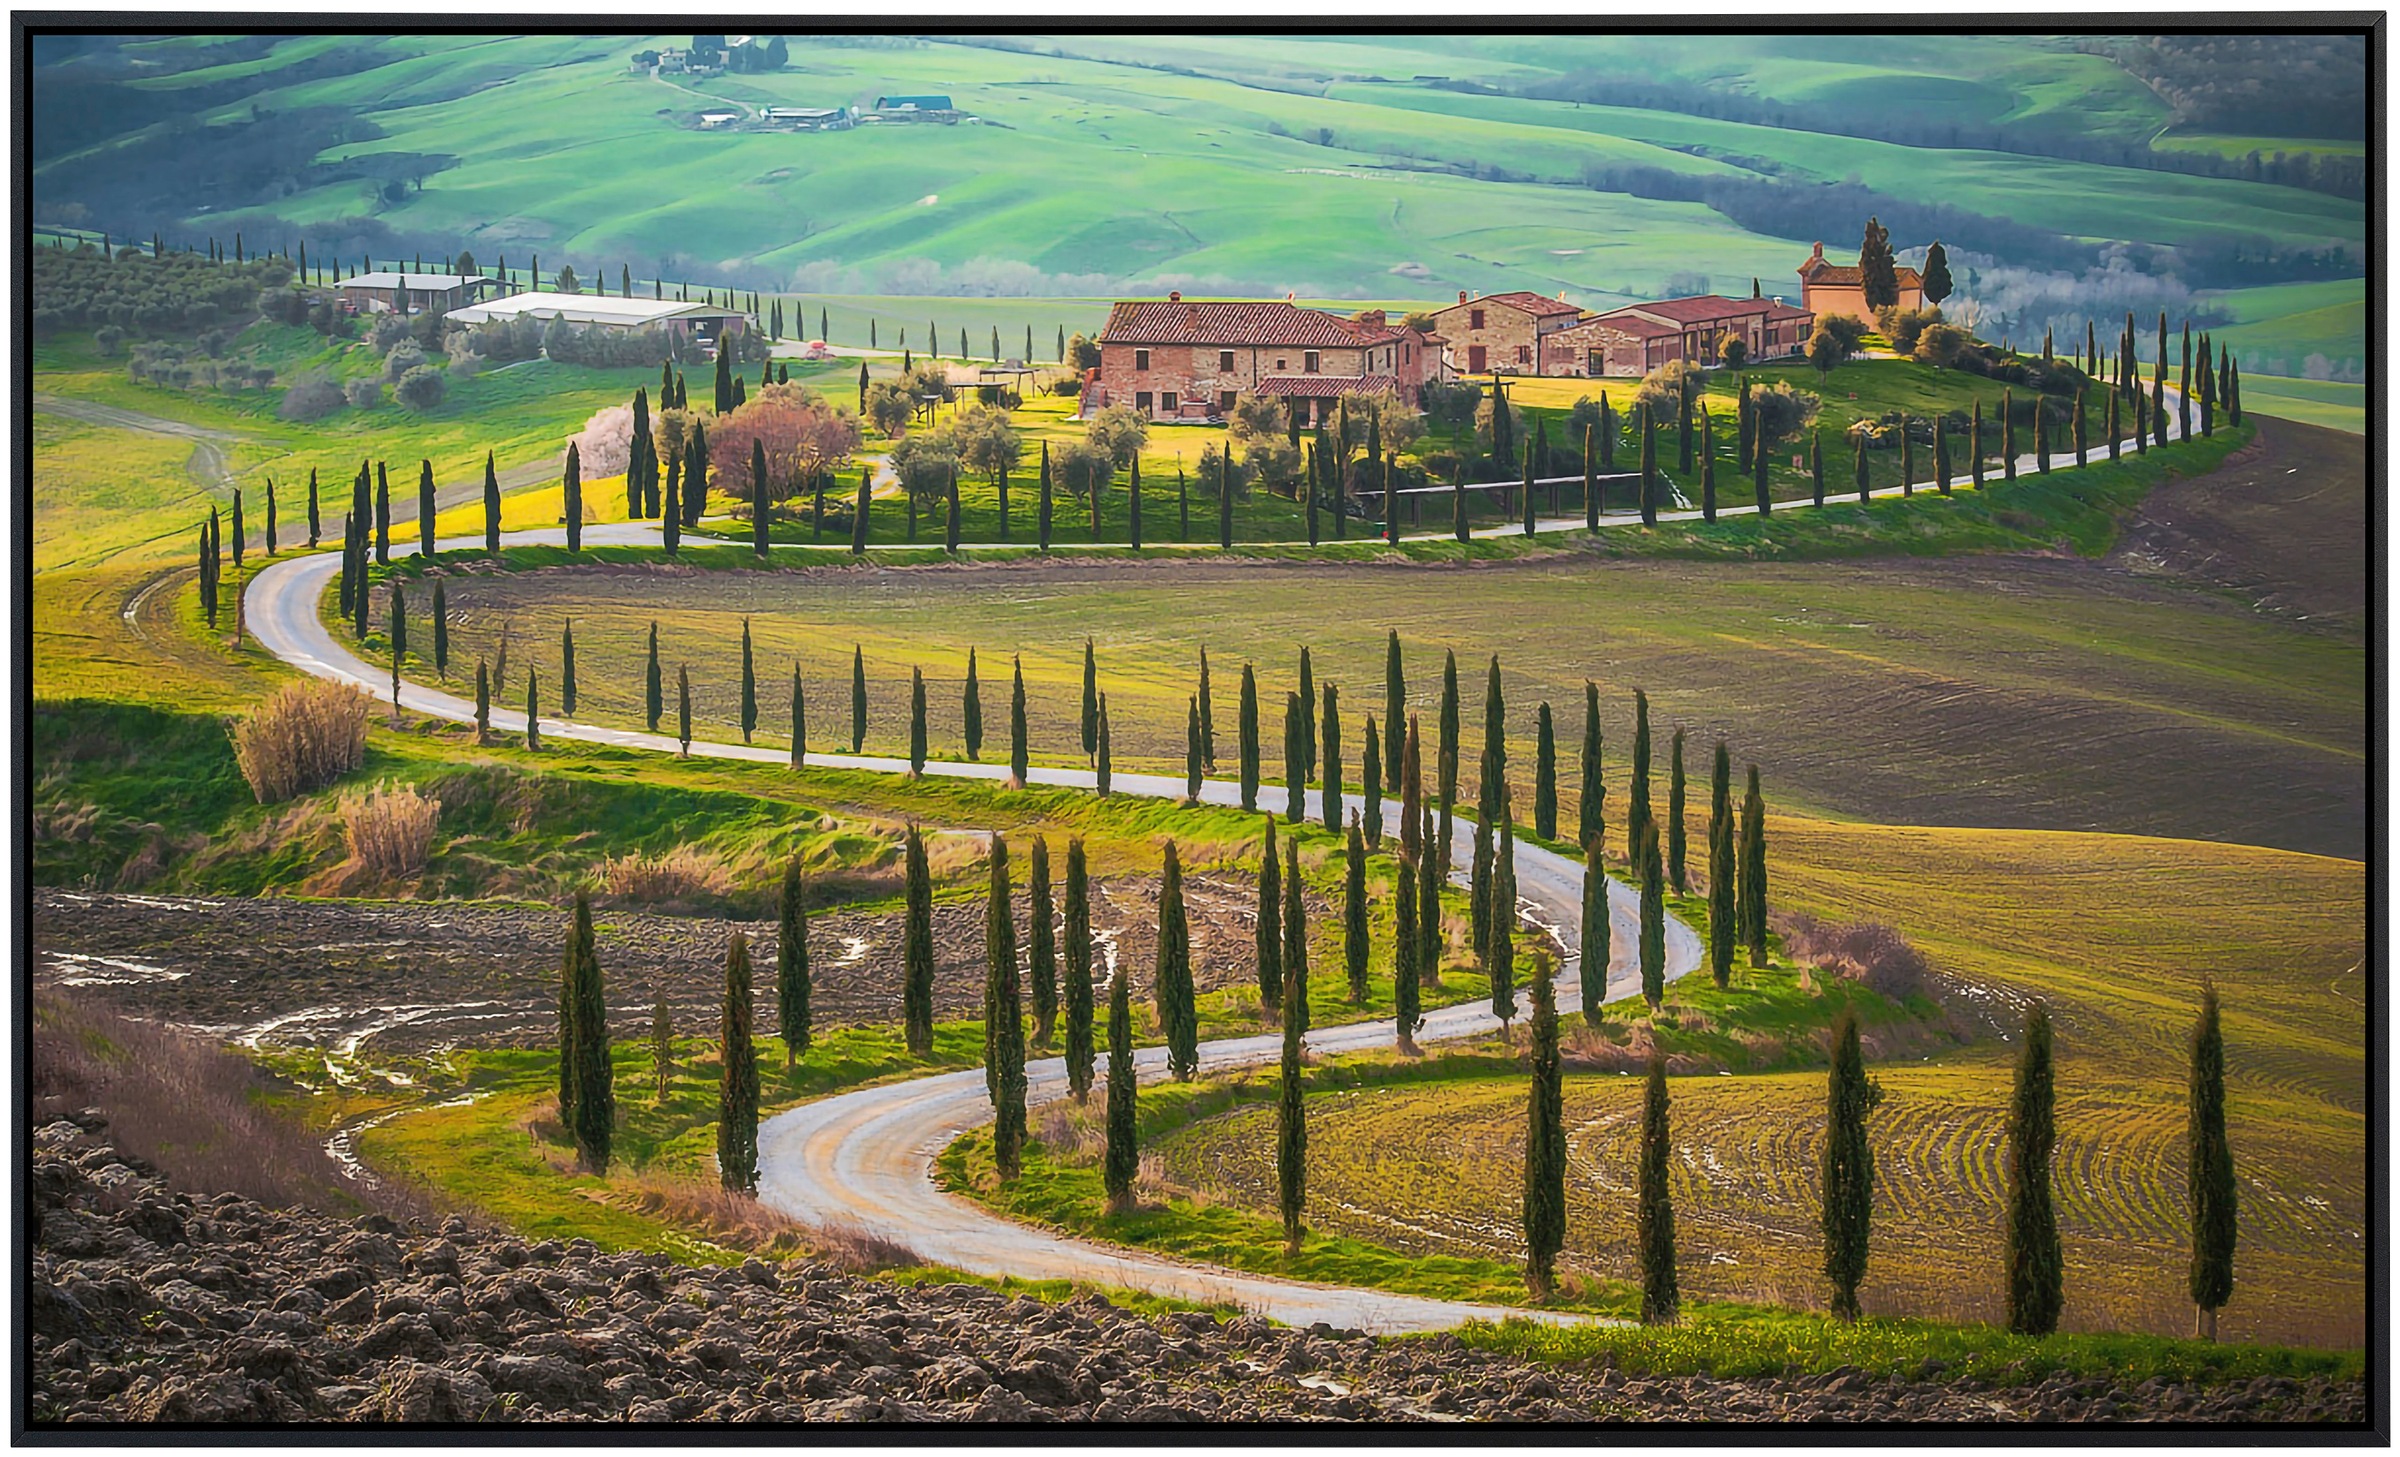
[1286,292,1295,303]
[1459,290,1469,305]
[1811,241,1825,261]
[1168,290,1181,302]
[1357,309,1385,327]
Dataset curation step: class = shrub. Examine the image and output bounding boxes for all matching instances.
[1883,306,1945,357]
[229,679,373,804]
[344,377,383,409]
[598,843,735,905]
[368,311,414,351]
[382,339,427,381]
[1748,381,1822,452]
[1051,438,1116,501]
[1913,323,1971,369]
[709,384,862,506]
[1418,378,1482,431]
[1084,404,1148,468]
[277,374,346,422]
[393,364,447,412]
[92,324,125,356]
[446,348,484,382]
[1634,359,1704,417]
[888,429,962,509]
[569,403,636,480]
[339,780,442,879]
[1775,912,1931,1002]
[1049,377,1082,398]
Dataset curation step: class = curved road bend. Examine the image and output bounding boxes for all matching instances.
[246,525,1701,1330]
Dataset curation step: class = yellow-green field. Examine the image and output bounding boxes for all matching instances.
[1149,818,2363,1348]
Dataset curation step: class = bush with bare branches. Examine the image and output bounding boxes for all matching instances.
[230,678,372,803]
[339,780,441,880]
[1775,912,1932,1002]
[598,844,735,905]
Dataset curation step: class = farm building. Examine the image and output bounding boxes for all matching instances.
[761,106,854,131]
[444,292,751,353]
[1089,294,1441,425]
[1542,295,1816,377]
[872,94,959,122]
[1797,240,1924,325]
[1431,290,1582,376]
[336,272,504,319]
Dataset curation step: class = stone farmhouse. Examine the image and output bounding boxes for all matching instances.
[1797,240,1924,325]
[1088,295,1442,425]
[445,292,752,354]
[336,271,504,320]
[1541,295,1816,377]
[1429,290,1582,375]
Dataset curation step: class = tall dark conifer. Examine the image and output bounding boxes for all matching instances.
[1276,892,1310,1255]
[2188,984,2236,1340]
[1823,1006,1875,1321]
[1383,632,1405,791]
[1534,702,1558,841]
[1580,834,1609,1025]
[1010,656,1029,787]
[963,648,983,762]
[1523,950,1566,1299]
[1255,818,1283,1014]
[1064,838,1096,1101]
[1638,821,1665,1009]
[1344,815,1370,1004]
[1239,664,1261,812]
[717,934,759,1192]
[1155,841,1198,1079]
[902,825,935,1056]
[739,620,757,743]
[1637,1053,1678,1324]
[1707,743,1736,990]
[1579,681,1604,854]
[984,836,1027,1179]
[1027,837,1058,1048]
[1102,917,1137,1213]
[2005,1002,2063,1335]
[1738,765,1769,965]
[1320,683,1343,833]
[645,624,663,732]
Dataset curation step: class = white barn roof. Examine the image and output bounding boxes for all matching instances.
[445,292,746,328]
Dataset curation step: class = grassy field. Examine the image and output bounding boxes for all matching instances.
[1138,817,2363,1349]
[2197,279,2366,375]
[2227,374,2365,435]
[43,34,2361,303]
[407,501,2364,859]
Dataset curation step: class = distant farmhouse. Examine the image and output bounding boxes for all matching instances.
[337,271,504,320]
[1797,240,1924,326]
[1088,293,1441,425]
[1432,281,1815,379]
[445,292,751,354]
[761,106,855,131]
[871,94,960,123]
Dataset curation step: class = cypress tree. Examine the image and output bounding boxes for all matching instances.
[1580,833,1609,1024]
[851,645,867,754]
[1299,648,1317,778]
[1156,840,1198,1079]
[739,619,757,743]
[946,465,962,554]
[1239,663,1261,812]
[1394,716,1425,1053]
[1255,817,1283,1014]
[1532,701,1558,841]
[1675,372,1694,473]
[1584,423,1599,531]
[374,462,389,562]
[1523,949,1565,1299]
[1854,431,1870,503]
[2004,1002,2063,1336]
[1383,631,1404,791]
[1823,1004,1876,1322]
[1638,403,1657,526]
[1900,417,1915,496]
[1027,837,1058,1048]
[850,466,870,553]
[1344,815,1370,1003]
[417,459,436,558]
[1419,778,1444,992]
[389,582,408,663]
[1284,690,1306,823]
[1277,890,1309,1255]
[2136,388,2151,456]
[963,647,983,761]
[902,824,935,1056]
[2108,387,2123,461]
[1010,656,1029,787]
[231,489,246,569]
[789,662,806,768]
[1198,646,1216,771]
[524,665,539,751]
[1638,820,1665,1009]
[306,467,321,549]
[1637,1052,1678,1324]
[984,835,1028,1179]
[1810,431,1826,507]
[1064,837,1096,1100]
[432,581,449,679]
[908,667,928,776]
[1971,399,1987,488]
[2073,386,2089,466]
[715,345,734,415]
[1321,683,1343,833]
[664,457,683,555]
[1361,718,1383,850]
[558,619,575,715]
[564,442,583,552]
[777,862,811,1065]
[1699,405,1717,522]
[1095,695,1112,796]
[1080,638,1099,762]
[1579,681,1604,854]
[199,521,217,629]
[1470,809,1495,964]
[687,423,709,526]
[1102,915,1138,1214]
[1934,415,1952,495]
[1667,728,1688,893]
[1282,837,1308,1038]
[2002,389,2020,480]
[717,933,759,1192]
[1437,650,1462,818]
[475,659,491,744]
[751,439,772,557]
[1489,792,1517,1024]
[645,624,663,733]
[1708,743,1736,990]
[265,477,278,556]
[566,894,615,1175]
[1185,697,1203,802]
[676,665,692,756]
[2189,983,2236,1340]
[1738,765,1769,965]
[1628,688,1653,854]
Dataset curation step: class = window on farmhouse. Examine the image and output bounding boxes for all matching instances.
[1162,392,1178,412]
[1219,350,1235,370]
[1276,357,1288,370]
[1134,349,1150,371]
[1219,390,1237,412]
[1135,391,1153,411]
[1517,344,1530,364]
[1304,351,1320,374]
[1469,309,1485,330]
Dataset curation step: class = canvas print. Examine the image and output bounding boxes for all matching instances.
[19,21,2375,1432]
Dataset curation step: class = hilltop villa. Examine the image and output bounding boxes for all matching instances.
[1087,295,1442,424]
[1796,240,1925,325]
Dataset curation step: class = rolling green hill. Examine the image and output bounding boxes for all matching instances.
[35,32,2363,308]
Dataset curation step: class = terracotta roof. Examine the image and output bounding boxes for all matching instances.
[1762,300,1815,321]
[1446,290,1582,320]
[1607,294,1792,326]
[1551,314,1675,340]
[1797,258,1925,289]
[1102,300,1396,349]
[1253,374,1401,397]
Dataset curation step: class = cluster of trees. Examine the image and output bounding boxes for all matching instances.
[30,240,292,336]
